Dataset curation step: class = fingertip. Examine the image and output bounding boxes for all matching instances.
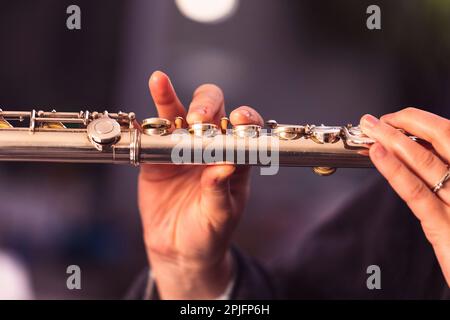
[149,70,164,84]
[230,107,251,124]
[149,70,170,91]
[186,106,212,124]
[186,84,226,125]
[359,113,371,126]
[230,106,264,126]
[360,114,380,133]
[148,71,184,116]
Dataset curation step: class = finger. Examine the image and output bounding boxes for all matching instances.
[200,165,237,230]
[149,70,186,121]
[361,114,450,203]
[369,142,445,224]
[230,106,264,126]
[199,105,265,224]
[229,165,252,207]
[186,84,225,125]
[142,71,186,177]
[229,106,264,197]
[380,107,450,163]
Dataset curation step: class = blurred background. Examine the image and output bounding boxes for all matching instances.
[0,0,449,298]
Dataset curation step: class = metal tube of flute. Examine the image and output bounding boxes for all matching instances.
[0,129,132,164]
[138,133,372,168]
[0,129,372,168]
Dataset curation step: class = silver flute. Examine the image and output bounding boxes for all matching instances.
[0,109,386,176]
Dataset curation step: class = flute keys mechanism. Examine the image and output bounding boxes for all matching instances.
[307,125,341,144]
[220,117,229,133]
[38,110,66,129]
[233,124,261,138]
[87,115,121,151]
[342,125,376,145]
[174,117,184,130]
[268,120,304,140]
[189,123,219,137]
[0,109,12,128]
[141,118,171,136]
[312,167,337,176]
[0,118,12,128]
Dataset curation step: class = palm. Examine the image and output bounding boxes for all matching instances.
[139,165,240,264]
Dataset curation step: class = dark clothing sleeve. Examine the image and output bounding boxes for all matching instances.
[266,177,450,299]
[126,177,450,300]
[124,267,151,300]
[229,247,276,299]
[124,248,276,300]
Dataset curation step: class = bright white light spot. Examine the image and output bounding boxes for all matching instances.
[175,0,239,24]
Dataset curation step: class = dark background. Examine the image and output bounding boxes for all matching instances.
[0,0,449,298]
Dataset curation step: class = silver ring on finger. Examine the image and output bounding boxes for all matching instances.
[432,167,450,194]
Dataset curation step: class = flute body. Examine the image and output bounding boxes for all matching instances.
[0,110,377,175]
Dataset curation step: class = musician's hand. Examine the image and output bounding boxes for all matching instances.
[360,108,450,286]
[138,71,264,299]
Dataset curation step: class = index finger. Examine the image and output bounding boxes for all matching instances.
[381,107,450,162]
[228,105,264,199]
[148,71,186,121]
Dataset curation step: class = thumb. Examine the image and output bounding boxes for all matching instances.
[200,165,236,229]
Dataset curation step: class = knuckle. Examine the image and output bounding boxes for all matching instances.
[388,159,404,177]
[406,181,428,203]
[415,150,438,170]
[385,126,403,141]
[402,107,419,115]
[442,120,450,140]
[380,113,393,122]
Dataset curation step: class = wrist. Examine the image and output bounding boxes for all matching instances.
[149,250,234,300]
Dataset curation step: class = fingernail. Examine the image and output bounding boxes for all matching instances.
[373,143,387,159]
[361,114,379,129]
